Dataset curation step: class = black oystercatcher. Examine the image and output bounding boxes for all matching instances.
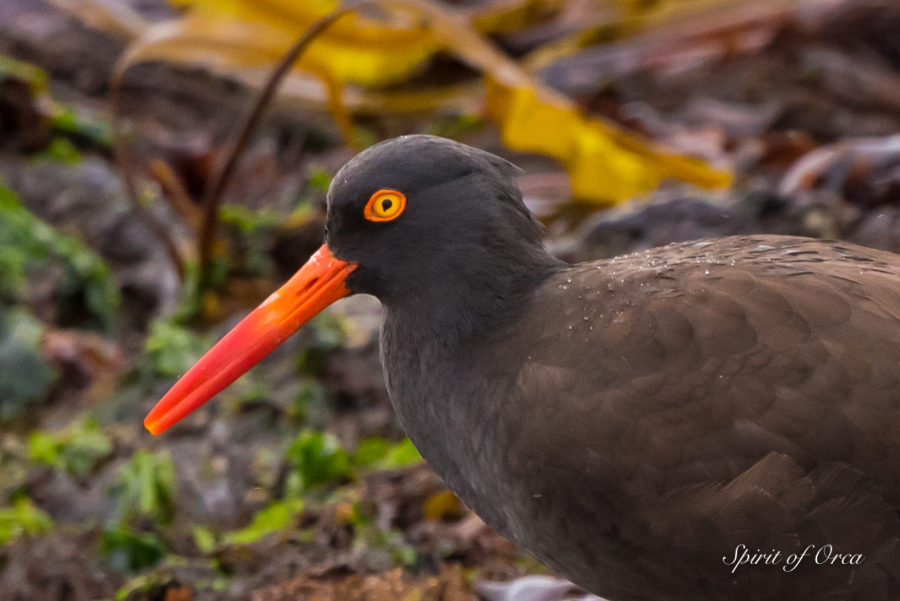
[145,135,900,601]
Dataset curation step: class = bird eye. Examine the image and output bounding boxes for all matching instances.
[364,189,406,222]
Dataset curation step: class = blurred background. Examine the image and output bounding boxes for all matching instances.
[0,0,897,599]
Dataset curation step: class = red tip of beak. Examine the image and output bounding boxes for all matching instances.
[144,244,356,435]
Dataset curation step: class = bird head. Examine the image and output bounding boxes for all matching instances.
[144,135,542,434]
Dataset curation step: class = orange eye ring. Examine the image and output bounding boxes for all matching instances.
[364,189,406,222]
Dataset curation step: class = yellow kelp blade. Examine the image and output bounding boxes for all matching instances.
[111,0,733,204]
[167,1,438,88]
[486,79,732,202]
[162,0,571,88]
[416,0,733,203]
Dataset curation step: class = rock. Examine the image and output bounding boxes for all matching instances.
[0,308,58,420]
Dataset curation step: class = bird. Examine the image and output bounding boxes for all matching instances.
[145,135,900,601]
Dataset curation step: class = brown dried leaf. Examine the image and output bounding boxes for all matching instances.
[251,564,477,601]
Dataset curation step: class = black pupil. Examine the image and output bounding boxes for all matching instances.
[381,198,393,212]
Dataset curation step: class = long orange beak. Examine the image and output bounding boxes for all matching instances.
[144,244,357,435]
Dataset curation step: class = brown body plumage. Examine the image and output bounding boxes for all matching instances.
[359,168,900,600]
[383,234,900,600]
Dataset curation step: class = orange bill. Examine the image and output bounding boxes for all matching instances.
[144,244,357,435]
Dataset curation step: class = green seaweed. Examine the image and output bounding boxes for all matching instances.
[0,498,53,546]
[142,318,215,381]
[27,417,112,476]
[33,137,83,165]
[111,450,176,524]
[101,524,166,573]
[285,430,354,494]
[0,183,119,332]
[352,437,422,470]
[222,498,304,546]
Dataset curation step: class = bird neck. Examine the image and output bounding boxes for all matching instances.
[381,243,563,344]
[378,245,562,516]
